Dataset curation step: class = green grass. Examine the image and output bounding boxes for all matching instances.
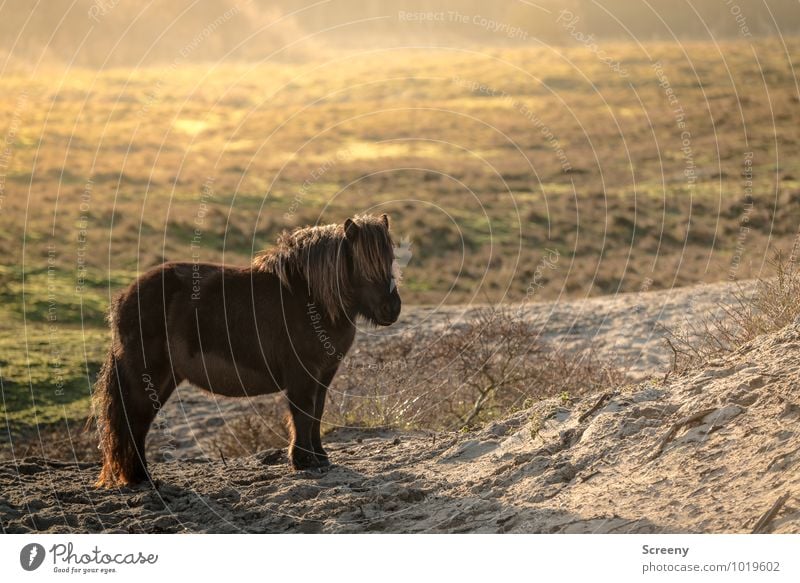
[0,327,107,434]
[0,269,109,438]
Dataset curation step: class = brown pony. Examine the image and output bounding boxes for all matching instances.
[93,214,401,487]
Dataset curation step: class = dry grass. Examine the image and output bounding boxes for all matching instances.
[2,40,800,306]
[0,422,97,462]
[209,401,289,461]
[664,249,800,372]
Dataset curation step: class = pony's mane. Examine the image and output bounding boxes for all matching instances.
[253,215,394,320]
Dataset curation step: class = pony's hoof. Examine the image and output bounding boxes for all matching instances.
[303,465,330,477]
[290,449,324,471]
[293,462,330,478]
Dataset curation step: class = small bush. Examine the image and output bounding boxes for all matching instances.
[209,401,289,460]
[328,307,623,431]
[663,250,800,372]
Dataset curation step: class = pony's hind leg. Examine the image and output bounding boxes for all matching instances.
[95,354,178,487]
[131,367,178,480]
[95,353,153,486]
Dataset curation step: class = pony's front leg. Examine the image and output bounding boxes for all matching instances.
[310,384,330,467]
[286,382,324,471]
[310,367,338,467]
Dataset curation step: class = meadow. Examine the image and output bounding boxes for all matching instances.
[2,38,799,449]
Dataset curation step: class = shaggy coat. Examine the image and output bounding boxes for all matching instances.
[94,214,401,487]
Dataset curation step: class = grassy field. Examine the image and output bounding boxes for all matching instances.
[2,38,799,444]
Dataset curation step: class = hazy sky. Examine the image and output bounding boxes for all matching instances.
[1,0,796,67]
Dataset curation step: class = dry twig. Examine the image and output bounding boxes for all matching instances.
[578,392,614,423]
[648,408,716,461]
[766,447,800,471]
[751,492,791,534]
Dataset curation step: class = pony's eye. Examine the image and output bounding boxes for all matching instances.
[389,277,397,293]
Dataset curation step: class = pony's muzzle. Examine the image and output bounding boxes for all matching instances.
[376,293,401,326]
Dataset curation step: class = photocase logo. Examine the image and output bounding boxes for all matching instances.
[20,543,46,571]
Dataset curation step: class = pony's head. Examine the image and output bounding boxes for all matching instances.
[343,213,402,326]
[255,213,401,325]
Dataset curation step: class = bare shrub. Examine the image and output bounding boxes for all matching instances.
[209,400,288,460]
[328,307,623,431]
[663,250,800,372]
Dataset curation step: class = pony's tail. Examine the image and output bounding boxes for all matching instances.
[93,350,146,488]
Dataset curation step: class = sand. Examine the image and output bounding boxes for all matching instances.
[2,280,797,533]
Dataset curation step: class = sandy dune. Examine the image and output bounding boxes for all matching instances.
[2,281,797,534]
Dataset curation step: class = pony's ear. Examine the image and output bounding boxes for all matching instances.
[381,213,390,229]
[344,218,359,241]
